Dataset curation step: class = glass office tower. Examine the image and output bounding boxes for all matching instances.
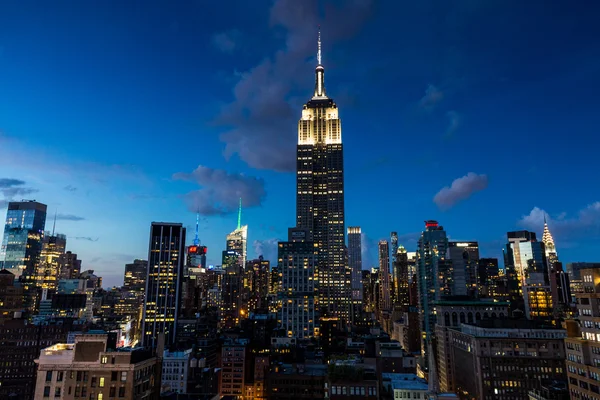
[1,200,47,280]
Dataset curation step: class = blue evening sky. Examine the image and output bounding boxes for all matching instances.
[1,1,599,286]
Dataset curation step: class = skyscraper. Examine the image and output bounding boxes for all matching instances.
[393,245,410,307]
[390,232,398,300]
[278,228,318,338]
[416,220,448,367]
[220,249,243,329]
[504,230,550,316]
[0,200,47,280]
[447,241,479,298]
[504,230,547,284]
[542,216,558,269]
[58,251,81,279]
[347,227,362,301]
[296,31,350,320]
[35,232,66,290]
[378,240,391,315]
[142,222,186,349]
[226,198,248,268]
[124,259,147,292]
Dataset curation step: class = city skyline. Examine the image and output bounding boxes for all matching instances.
[1,1,600,286]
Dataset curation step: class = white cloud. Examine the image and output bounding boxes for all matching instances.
[433,172,488,209]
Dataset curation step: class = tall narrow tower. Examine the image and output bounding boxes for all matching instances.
[142,222,186,349]
[542,215,558,269]
[226,198,248,267]
[296,30,350,320]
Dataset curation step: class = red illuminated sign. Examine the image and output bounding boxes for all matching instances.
[425,220,439,228]
[188,245,207,255]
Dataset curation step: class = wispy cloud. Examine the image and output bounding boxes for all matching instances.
[216,0,374,172]
[434,172,488,209]
[419,84,444,110]
[55,213,85,221]
[0,131,149,186]
[212,30,241,54]
[173,165,266,215]
[73,236,99,242]
[445,110,461,137]
[63,185,77,192]
[0,177,38,208]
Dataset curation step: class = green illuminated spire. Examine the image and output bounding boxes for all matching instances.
[237,197,242,230]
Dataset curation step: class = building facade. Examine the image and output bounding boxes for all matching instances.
[378,240,391,326]
[34,334,160,400]
[278,228,318,338]
[59,251,82,280]
[161,348,191,394]
[219,338,248,398]
[447,241,479,297]
[416,220,449,366]
[1,200,47,279]
[393,246,410,307]
[36,233,67,291]
[296,32,350,321]
[348,227,363,302]
[434,299,510,393]
[124,259,147,292]
[142,222,186,348]
[450,320,567,400]
[565,267,600,400]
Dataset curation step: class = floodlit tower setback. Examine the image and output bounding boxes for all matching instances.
[296,30,350,320]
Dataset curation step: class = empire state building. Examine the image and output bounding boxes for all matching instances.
[296,32,350,321]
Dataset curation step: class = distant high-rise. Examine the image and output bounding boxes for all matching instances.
[296,31,350,321]
[142,222,186,349]
[124,259,147,292]
[393,245,410,307]
[220,249,243,329]
[504,230,548,284]
[36,233,67,290]
[278,228,318,338]
[58,251,81,279]
[504,230,550,316]
[0,200,47,280]
[447,241,479,298]
[390,232,398,298]
[542,216,558,268]
[347,227,363,301]
[378,240,391,316]
[477,258,500,298]
[226,198,247,268]
[246,256,270,312]
[416,220,448,367]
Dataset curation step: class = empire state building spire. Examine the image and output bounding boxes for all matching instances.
[297,29,348,321]
[313,27,326,99]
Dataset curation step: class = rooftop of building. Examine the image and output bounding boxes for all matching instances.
[382,373,428,391]
[465,318,562,330]
[435,296,509,306]
[37,334,154,365]
[271,363,328,376]
[454,319,567,339]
